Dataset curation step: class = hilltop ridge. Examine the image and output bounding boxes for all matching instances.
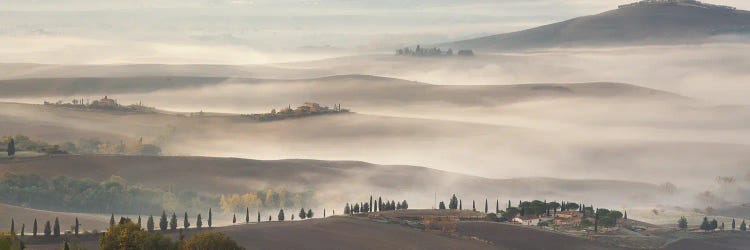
[441,1,750,51]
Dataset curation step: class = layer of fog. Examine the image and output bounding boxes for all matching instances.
[274,43,750,105]
[2,43,750,211]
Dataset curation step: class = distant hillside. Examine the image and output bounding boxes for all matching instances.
[441,0,750,51]
[0,75,684,106]
[0,155,662,208]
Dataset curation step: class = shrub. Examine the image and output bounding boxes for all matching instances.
[181,231,244,250]
[99,222,177,250]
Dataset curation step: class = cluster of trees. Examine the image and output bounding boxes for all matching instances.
[0,134,161,156]
[1,135,63,155]
[593,209,624,228]
[679,217,749,232]
[0,174,215,214]
[99,219,243,250]
[344,196,408,214]
[61,137,162,156]
[219,189,314,214]
[298,208,314,220]
[395,45,474,57]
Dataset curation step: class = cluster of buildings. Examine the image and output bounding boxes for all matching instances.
[618,0,736,10]
[44,96,154,113]
[511,210,584,227]
[244,102,349,121]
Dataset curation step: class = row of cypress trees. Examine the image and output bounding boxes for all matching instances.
[6,217,69,237]
[344,195,409,214]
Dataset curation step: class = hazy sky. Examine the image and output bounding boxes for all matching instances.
[2,0,750,64]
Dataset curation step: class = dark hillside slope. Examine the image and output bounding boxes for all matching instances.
[442,1,750,51]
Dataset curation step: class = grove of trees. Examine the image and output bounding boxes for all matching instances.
[0,173,215,215]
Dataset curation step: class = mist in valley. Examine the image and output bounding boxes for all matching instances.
[2,1,750,233]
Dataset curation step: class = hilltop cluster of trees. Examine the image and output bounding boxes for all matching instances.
[396,45,474,57]
[440,194,624,229]
[0,134,162,156]
[344,196,408,214]
[0,173,215,214]
[219,189,314,214]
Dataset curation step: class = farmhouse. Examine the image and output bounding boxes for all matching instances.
[554,211,583,226]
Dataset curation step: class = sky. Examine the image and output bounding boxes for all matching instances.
[2,0,750,64]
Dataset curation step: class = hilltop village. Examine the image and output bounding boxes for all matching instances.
[44,96,155,113]
[242,102,350,121]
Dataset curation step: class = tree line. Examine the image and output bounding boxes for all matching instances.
[344,195,408,214]
[0,173,215,215]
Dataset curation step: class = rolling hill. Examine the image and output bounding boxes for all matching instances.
[0,155,663,213]
[0,75,684,108]
[441,0,750,51]
[0,203,110,233]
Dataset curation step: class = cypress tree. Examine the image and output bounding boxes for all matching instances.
[160,211,168,231]
[496,200,500,213]
[299,208,307,219]
[594,209,599,233]
[7,138,15,158]
[268,215,272,222]
[20,224,24,236]
[370,195,373,212]
[449,194,458,210]
[472,200,476,211]
[137,215,141,228]
[33,219,37,236]
[170,213,177,230]
[10,219,14,235]
[44,221,51,236]
[459,200,462,210]
[700,217,710,231]
[732,218,736,230]
[257,211,260,223]
[678,216,688,229]
[246,207,250,223]
[147,215,154,232]
[508,200,511,210]
[307,209,313,219]
[53,217,60,237]
[196,214,202,229]
[324,209,326,218]
[740,220,747,231]
[109,214,115,228]
[232,214,237,224]
[624,211,628,220]
[208,208,213,228]
[75,218,79,235]
[183,212,190,229]
[484,199,488,214]
[378,197,382,211]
